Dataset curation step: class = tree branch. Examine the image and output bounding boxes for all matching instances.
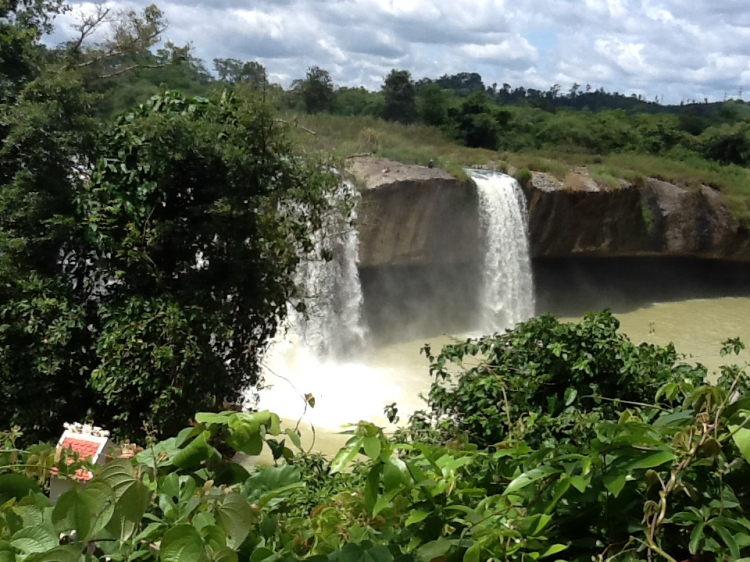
[69,5,112,57]
[98,63,166,80]
[76,27,166,69]
[275,120,317,135]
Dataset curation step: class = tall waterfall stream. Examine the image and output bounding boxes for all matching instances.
[469,169,535,332]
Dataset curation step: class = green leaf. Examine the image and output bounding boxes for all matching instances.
[627,450,675,471]
[216,493,252,549]
[364,465,381,516]
[195,413,231,425]
[373,488,401,517]
[284,429,302,451]
[731,426,750,465]
[603,471,627,498]
[201,524,227,552]
[505,467,560,495]
[160,524,205,562]
[653,410,696,427]
[97,459,136,500]
[213,547,239,562]
[330,436,364,474]
[173,432,215,469]
[363,436,382,461]
[256,483,304,509]
[260,516,277,539]
[225,424,263,457]
[690,521,705,554]
[249,547,274,562]
[564,388,578,407]
[546,476,572,513]
[540,544,568,559]
[269,414,281,436]
[383,458,408,492]
[712,521,740,561]
[416,538,452,562]
[11,525,58,554]
[569,475,591,493]
[405,510,430,527]
[80,481,115,535]
[242,465,301,499]
[52,488,93,541]
[0,475,42,504]
[26,545,84,562]
[463,544,480,562]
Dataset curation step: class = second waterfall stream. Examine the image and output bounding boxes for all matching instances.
[251,170,536,434]
[469,169,535,333]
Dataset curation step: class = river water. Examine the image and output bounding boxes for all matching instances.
[257,294,750,458]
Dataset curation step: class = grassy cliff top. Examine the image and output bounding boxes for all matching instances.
[287,113,750,225]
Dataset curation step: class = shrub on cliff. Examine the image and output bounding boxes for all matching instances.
[514,168,533,188]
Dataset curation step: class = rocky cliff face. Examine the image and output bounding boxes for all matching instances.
[348,157,750,267]
[350,157,479,269]
[525,171,750,261]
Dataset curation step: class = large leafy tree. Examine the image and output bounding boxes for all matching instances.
[0,3,344,441]
[80,92,342,437]
[299,66,334,114]
[213,58,267,88]
[382,69,417,124]
[417,82,448,127]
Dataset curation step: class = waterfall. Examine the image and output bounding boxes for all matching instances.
[288,182,367,358]
[469,169,535,332]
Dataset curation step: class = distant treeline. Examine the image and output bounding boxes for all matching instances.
[92,53,750,167]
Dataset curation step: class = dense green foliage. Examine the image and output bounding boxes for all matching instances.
[412,312,704,449]
[0,3,344,442]
[382,70,417,125]
[81,50,750,171]
[0,86,342,442]
[298,66,335,115]
[2,313,750,562]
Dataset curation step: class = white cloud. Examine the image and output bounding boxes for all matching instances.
[49,0,750,103]
[457,37,538,63]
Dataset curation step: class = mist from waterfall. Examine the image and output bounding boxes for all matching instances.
[248,182,384,429]
[469,169,535,332]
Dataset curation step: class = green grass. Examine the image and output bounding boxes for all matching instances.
[286,113,500,179]
[589,169,624,190]
[286,112,750,225]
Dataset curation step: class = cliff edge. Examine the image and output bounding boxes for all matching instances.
[348,157,750,268]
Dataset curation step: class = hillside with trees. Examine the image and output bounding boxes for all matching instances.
[68,37,750,224]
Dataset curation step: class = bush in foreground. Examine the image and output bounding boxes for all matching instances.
[1,314,749,562]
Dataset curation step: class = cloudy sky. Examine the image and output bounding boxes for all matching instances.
[53,0,750,104]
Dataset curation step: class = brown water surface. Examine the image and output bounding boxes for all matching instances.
[259,296,750,459]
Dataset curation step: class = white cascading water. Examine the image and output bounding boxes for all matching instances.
[286,181,367,358]
[469,169,535,332]
[247,183,403,430]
